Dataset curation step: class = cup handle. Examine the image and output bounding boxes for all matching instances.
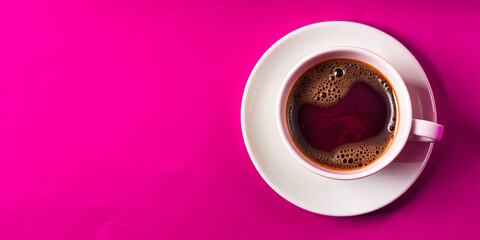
[409,119,444,142]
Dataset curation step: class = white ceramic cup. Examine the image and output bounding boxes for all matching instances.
[277,46,444,180]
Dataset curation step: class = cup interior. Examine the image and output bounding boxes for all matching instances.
[277,46,412,180]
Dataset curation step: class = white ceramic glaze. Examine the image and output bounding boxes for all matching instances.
[276,46,443,180]
[241,21,440,216]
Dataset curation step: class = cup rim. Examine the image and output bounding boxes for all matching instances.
[276,46,413,180]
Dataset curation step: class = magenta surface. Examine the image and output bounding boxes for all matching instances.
[0,0,478,239]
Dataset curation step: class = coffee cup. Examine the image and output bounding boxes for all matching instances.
[277,46,444,180]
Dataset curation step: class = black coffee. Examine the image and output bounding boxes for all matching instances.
[286,58,397,171]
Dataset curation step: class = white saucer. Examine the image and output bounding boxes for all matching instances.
[241,21,438,216]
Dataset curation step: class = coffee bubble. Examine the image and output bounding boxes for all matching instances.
[334,69,344,77]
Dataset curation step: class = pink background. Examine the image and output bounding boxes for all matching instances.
[0,0,479,239]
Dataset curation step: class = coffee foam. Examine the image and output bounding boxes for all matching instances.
[286,58,397,171]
